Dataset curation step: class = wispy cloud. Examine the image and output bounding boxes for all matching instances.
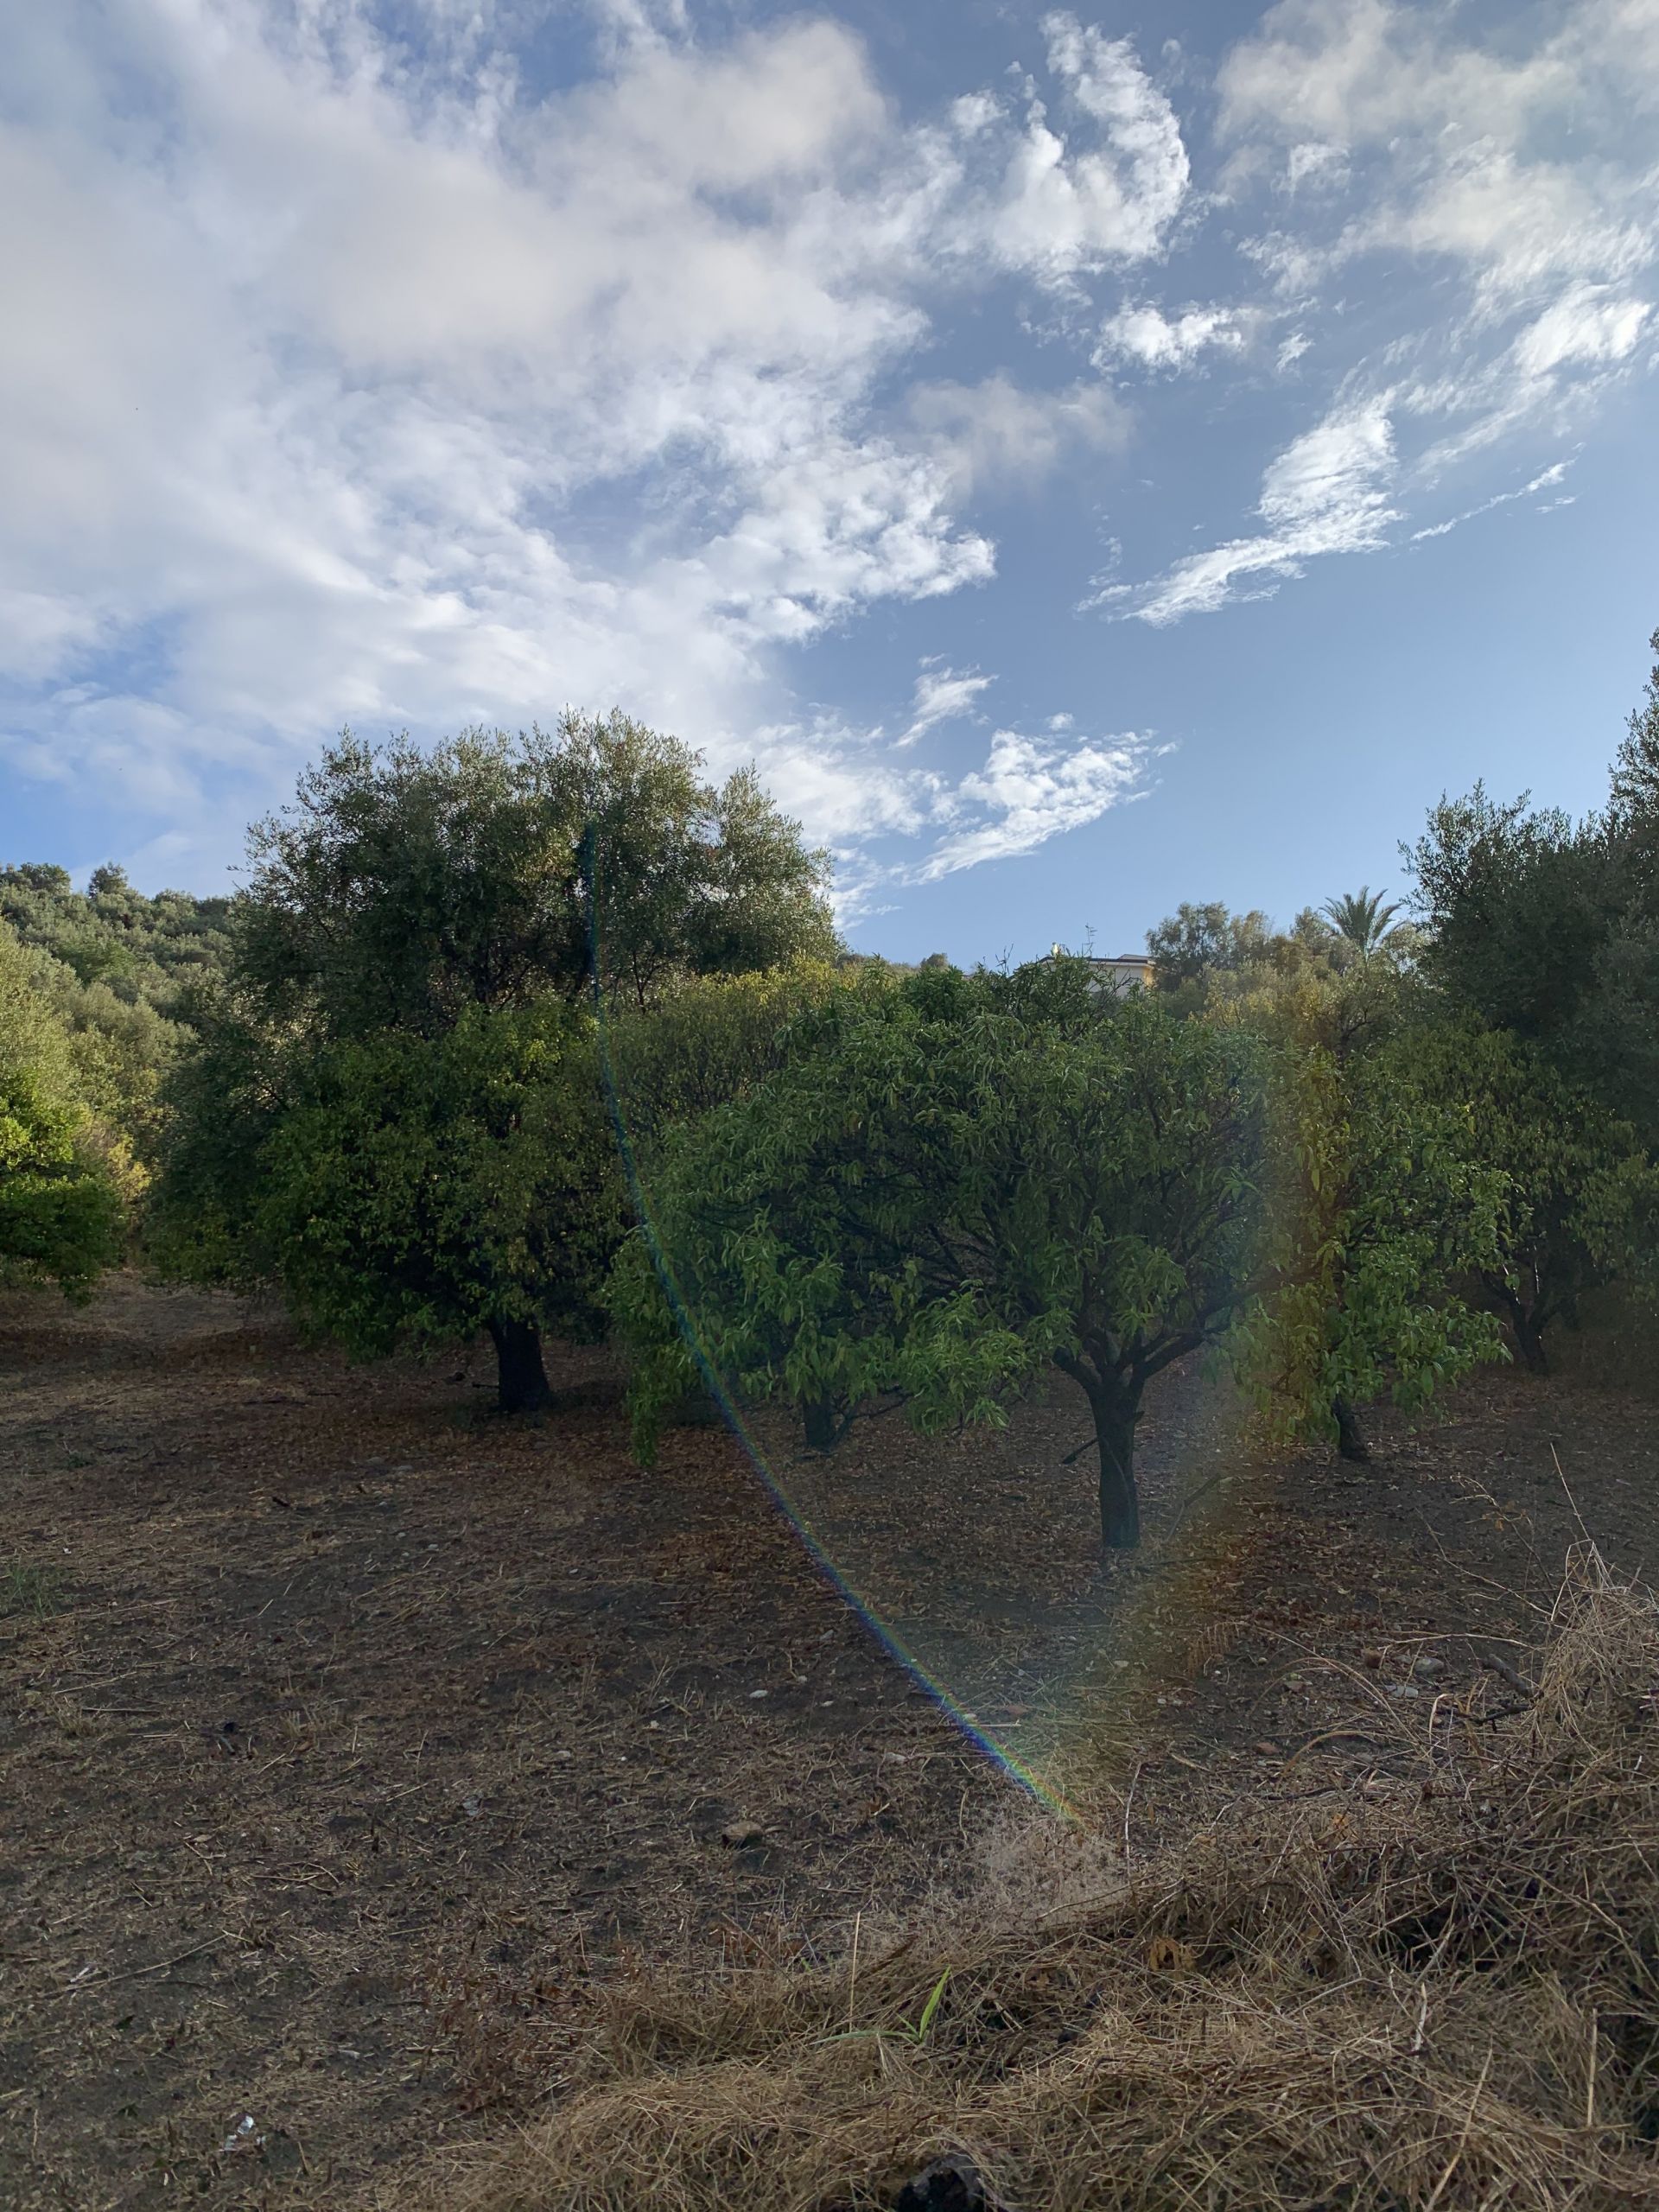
[1410,459,1574,543]
[3,0,1657,893]
[906,374,1129,497]
[0,3,1184,884]
[913,726,1147,879]
[1106,397,1399,624]
[899,661,995,747]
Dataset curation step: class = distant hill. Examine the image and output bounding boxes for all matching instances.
[0,864,234,1160]
[0,864,232,1019]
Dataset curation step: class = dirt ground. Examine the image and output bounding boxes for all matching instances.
[1,1278,1653,2210]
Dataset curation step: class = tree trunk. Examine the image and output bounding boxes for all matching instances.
[487,1316,555,1414]
[1512,1303,1549,1375]
[1090,1386,1141,1550]
[802,1396,841,1452]
[1333,1395,1370,1463]
[1490,1281,1550,1375]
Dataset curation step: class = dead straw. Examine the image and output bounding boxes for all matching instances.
[407,1548,1659,2212]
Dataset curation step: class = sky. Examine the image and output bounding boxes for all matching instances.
[2,0,1656,963]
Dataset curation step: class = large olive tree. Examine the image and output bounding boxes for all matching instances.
[155,713,838,1409]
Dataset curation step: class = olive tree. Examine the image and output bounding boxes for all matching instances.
[156,714,837,1408]
[235,713,836,1036]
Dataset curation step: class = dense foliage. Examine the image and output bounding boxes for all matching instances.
[0,863,232,1160]
[0,924,124,1300]
[1395,1018,1658,1371]
[1228,975,1506,1460]
[609,963,1274,1548]
[235,714,836,1039]
[1405,626,1659,1145]
[150,713,840,1408]
[251,1007,625,1408]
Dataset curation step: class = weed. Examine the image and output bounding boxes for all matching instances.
[1,1561,63,1618]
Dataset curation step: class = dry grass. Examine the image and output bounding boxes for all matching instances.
[409,1548,1659,2212]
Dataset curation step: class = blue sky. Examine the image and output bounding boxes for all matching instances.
[3,0,1656,963]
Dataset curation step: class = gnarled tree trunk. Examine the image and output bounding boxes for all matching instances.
[1512,1303,1549,1375]
[487,1316,555,1414]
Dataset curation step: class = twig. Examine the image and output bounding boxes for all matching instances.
[1479,1654,1535,1701]
[1551,1442,1594,1549]
[848,1910,861,2035]
[1425,2046,1492,2211]
[1163,1465,1237,1539]
[62,1936,220,1993]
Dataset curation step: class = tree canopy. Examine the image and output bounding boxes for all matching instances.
[250,1005,625,1409]
[610,961,1274,1548]
[1224,969,1506,1460]
[1392,1015,1658,1372]
[1404,632,1659,1144]
[235,713,836,1039]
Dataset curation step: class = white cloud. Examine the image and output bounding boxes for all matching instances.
[976,13,1191,278]
[0,2,1203,892]
[1094,302,1247,372]
[1284,141,1348,192]
[906,372,1129,495]
[913,726,1147,879]
[1110,397,1399,624]
[4,0,1656,891]
[1220,0,1659,305]
[899,661,994,747]
[1512,284,1651,378]
[1409,459,1573,542]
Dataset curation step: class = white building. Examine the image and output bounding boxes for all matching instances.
[1043,944,1154,997]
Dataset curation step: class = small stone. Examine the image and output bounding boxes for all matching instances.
[1412,1656,1446,1679]
[894,2151,987,2212]
[720,1818,765,1847]
[748,1688,768,1700]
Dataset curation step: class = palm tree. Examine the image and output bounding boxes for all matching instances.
[1320,886,1404,957]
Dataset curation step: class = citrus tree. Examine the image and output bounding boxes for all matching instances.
[1217,969,1506,1461]
[608,963,1272,1549]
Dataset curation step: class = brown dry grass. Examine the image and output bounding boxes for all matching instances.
[410,1548,1659,2212]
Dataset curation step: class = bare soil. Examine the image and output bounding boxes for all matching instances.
[1,1278,1652,2209]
